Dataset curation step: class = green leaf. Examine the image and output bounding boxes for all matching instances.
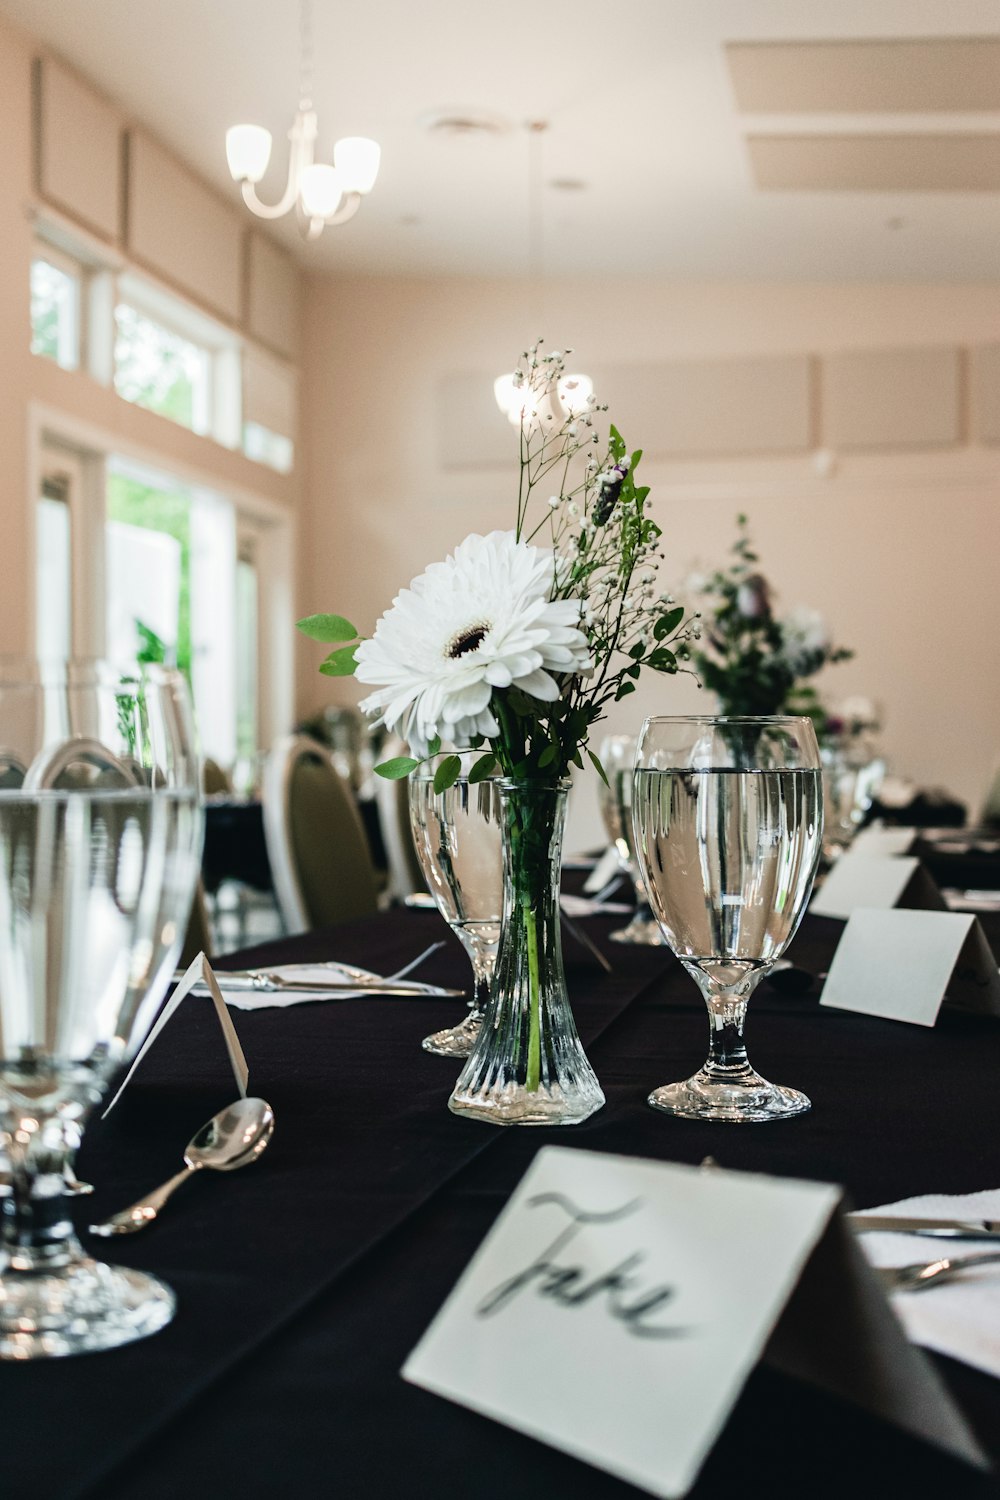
[614,680,637,701]
[433,755,462,794]
[648,647,677,672]
[375,756,419,780]
[296,613,358,643]
[654,607,684,640]
[428,734,442,756]
[587,749,609,788]
[318,644,359,676]
[628,642,645,660]
[538,743,558,768]
[468,753,498,784]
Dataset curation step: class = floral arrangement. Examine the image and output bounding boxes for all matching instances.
[690,515,852,720]
[297,343,696,791]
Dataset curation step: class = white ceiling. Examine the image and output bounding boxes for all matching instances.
[3,0,1000,280]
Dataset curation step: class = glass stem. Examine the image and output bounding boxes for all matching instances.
[1,1113,79,1274]
[702,988,753,1080]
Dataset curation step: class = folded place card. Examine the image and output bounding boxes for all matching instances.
[102,952,250,1116]
[402,1147,985,1497]
[811,854,945,921]
[820,908,1000,1026]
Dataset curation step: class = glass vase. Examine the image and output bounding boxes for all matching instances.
[449,778,605,1126]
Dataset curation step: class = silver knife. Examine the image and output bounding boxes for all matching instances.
[848,1214,1000,1239]
[174,968,464,997]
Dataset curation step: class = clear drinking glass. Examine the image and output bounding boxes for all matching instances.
[0,658,203,1357]
[596,734,664,945]
[408,767,503,1057]
[821,742,886,861]
[632,716,823,1123]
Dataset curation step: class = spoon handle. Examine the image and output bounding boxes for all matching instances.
[89,1165,197,1238]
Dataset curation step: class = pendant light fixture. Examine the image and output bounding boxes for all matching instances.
[225,0,380,241]
[494,121,593,426]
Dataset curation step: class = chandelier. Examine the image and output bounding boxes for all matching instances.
[494,123,592,425]
[225,0,380,241]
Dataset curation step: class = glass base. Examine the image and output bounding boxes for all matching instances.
[449,1075,605,1127]
[648,1068,811,1124]
[609,915,665,946]
[0,1255,175,1360]
[422,1009,482,1058]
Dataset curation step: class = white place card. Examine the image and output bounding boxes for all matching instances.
[820,909,1000,1027]
[402,1148,985,1496]
[849,826,916,858]
[102,951,250,1116]
[811,854,944,921]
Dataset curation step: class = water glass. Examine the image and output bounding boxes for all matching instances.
[596,734,664,945]
[632,716,822,1123]
[408,768,503,1057]
[0,659,202,1357]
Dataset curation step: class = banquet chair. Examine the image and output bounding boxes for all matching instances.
[0,751,25,788]
[373,736,425,903]
[202,757,233,797]
[22,736,140,791]
[262,735,380,934]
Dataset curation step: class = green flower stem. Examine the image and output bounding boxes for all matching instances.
[524,898,542,1093]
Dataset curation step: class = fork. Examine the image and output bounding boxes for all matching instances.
[877,1250,1000,1292]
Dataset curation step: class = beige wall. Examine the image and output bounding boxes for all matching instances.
[0,13,296,662]
[0,21,36,654]
[298,274,1000,837]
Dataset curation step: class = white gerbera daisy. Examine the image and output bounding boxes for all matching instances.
[354,530,592,752]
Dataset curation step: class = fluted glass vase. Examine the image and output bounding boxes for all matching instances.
[449,778,605,1126]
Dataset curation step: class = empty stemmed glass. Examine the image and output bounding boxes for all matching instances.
[632,716,823,1123]
[596,734,664,945]
[0,658,203,1357]
[408,765,503,1057]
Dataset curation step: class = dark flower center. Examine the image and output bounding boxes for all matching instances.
[447,623,490,658]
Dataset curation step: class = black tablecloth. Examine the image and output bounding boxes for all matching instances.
[5,907,1000,1500]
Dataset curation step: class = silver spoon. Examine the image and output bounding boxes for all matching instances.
[89,1096,274,1237]
[877,1250,1000,1293]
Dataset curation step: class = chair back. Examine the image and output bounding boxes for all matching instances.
[262,735,379,933]
[23,737,140,791]
[0,751,25,789]
[373,736,425,902]
[202,757,233,797]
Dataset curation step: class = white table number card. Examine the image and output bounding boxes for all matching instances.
[401,1149,984,1496]
[820,909,1000,1027]
[810,854,944,921]
[849,826,917,859]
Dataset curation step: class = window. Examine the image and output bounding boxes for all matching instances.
[30,254,80,370]
[114,303,211,435]
[36,469,74,660]
[243,421,294,475]
[235,550,259,763]
[242,346,296,474]
[106,462,191,671]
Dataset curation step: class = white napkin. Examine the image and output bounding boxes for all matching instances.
[856,1189,1000,1379]
[559,893,632,918]
[199,944,453,1011]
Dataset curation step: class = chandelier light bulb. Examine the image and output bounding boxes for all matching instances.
[299,162,344,219]
[334,137,381,195]
[225,124,273,184]
[493,373,523,426]
[557,372,594,415]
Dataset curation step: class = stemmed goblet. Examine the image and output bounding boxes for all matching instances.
[0,658,203,1357]
[408,765,503,1057]
[632,716,822,1122]
[596,733,664,945]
